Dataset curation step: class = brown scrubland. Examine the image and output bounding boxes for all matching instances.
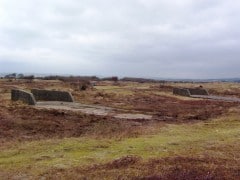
[0,78,240,179]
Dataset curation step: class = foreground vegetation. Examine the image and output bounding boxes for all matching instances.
[0,79,240,179]
[0,108,240,179]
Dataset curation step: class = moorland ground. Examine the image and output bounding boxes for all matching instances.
[0,79,240,179]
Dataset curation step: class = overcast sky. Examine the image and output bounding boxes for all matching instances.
[0,0,239,78]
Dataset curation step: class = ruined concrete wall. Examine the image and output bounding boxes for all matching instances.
[31,89,74,102]
[173,87,209,97]
[188,88,209,96]
[11,89,36,105]
[173,88,191,97]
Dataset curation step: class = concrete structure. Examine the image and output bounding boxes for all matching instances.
[31,89,74,102]
[11,89,36,105]
[173,88,209,97]
[173,88,191,97]
[188,88,209,96]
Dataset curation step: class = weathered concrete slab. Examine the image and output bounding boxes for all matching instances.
[11,89,36,105]
[35,101,152,120]
[31,89,74,102]
[114,113,152,120]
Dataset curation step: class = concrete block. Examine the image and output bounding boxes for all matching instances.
[31,89,74,102]
[173,88,191,97]
[11,89,36,105]
[188,88,209,96]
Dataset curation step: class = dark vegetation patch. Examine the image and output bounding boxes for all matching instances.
[42,155,240,179]
[88,91,236,121]
[0,104,159,142]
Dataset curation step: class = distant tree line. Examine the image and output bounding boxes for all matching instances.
[2,73,239,83]
[2,73,172,84]
[42,75,100,82]
[121,77,166,83]
[4,73,34,80]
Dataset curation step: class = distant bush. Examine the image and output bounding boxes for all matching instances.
[43,75,99,82]
[121,77,163,83]
[70,80,92,91]
[101,76,119,82]
[22,75,34,80]
[4,73,17,79]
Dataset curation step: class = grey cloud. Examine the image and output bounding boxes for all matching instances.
[0,0,240,78]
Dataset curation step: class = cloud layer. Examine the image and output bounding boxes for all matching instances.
[0,0,240,78]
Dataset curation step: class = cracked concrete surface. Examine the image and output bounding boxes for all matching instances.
[35,101,153,120]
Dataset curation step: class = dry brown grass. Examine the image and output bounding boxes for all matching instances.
[0,79,240,179]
